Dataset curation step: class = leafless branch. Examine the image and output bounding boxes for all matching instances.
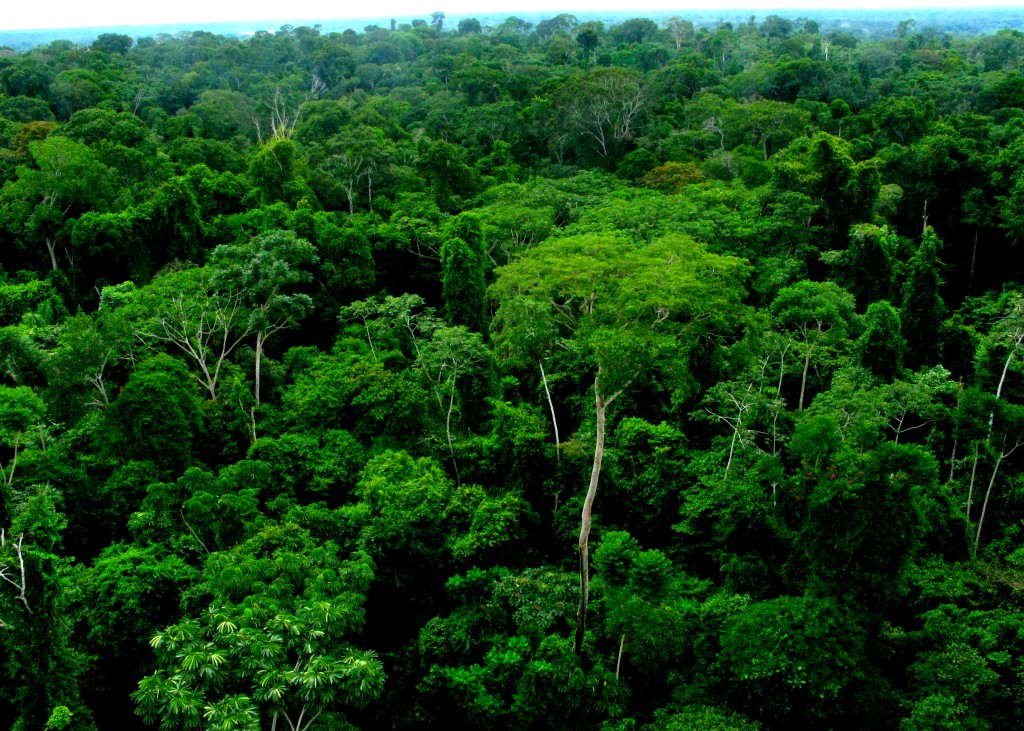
[0,534,31,614]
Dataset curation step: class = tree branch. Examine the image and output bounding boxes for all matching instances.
[0,533,31,614]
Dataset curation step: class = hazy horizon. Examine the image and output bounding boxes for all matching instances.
[6,0,1024,32]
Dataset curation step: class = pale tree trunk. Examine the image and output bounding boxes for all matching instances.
[776,344,787,395]
[45,237,57,271]
[0,434,19,485]
[973,435,1023,558]
[966,441,980,520]
[798,343,813,411]
[574,385,607,655]
[726,426,739,479]
[575,370,630,655]
[248,406,257,444]
[345,178,356,215]
[539,359,560,466]
[446,375,461,485]
[0,532,31,614]
[974,450,1006,559]
[710,386,753,481]
[254,330,265,405]
[995,332,1024,404]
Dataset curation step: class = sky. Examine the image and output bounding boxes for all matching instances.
[4,0,1024,31]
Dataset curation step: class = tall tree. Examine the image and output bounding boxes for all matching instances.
[490,233,749,654]
[318,126,391,214]
[900,227,945,369]
[211,230,318,410]
[554,67,647,164]
[135,268,253,401]
[0,137,112,271]
[771,280,858,411]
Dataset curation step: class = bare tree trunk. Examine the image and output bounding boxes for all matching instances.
[179,509,210,554]
[45,237,58,271]
[974,450,1005,558]
[254,330,265,405]
[798,344,813,411]
[364,320,378,361]
[776,347,786,395]
[995,335,1024,404]
[446,382,460,485]
[0,533,31,614]
[725,426,738,479]
[966,441,980,520]
[973,435,1023,557]
[615,633,626,681]
[1,435,19,485]
[575,384,607,655]
[539,359,560,466]
[573,368,633,655]
[894,410,907,444]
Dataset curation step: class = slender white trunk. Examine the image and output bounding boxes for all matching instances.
[966,441,980,520]
[725,428,738,480]
[2,435,19,485]
[573,368,633,655]
[0,533,31,613]
[995,333,1024,404]
[799,344,813,411]
[254,330,265,405]
[446,382,460,485]
[46,237,57,271]
[974,451,1006,558]
[776,347,786,395]
[575,385,607,655]
[973,435,1023,557]
[539,359,560,466]
[364,320,377,361]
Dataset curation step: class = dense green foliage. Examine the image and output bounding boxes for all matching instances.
[2,10,1024,730]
